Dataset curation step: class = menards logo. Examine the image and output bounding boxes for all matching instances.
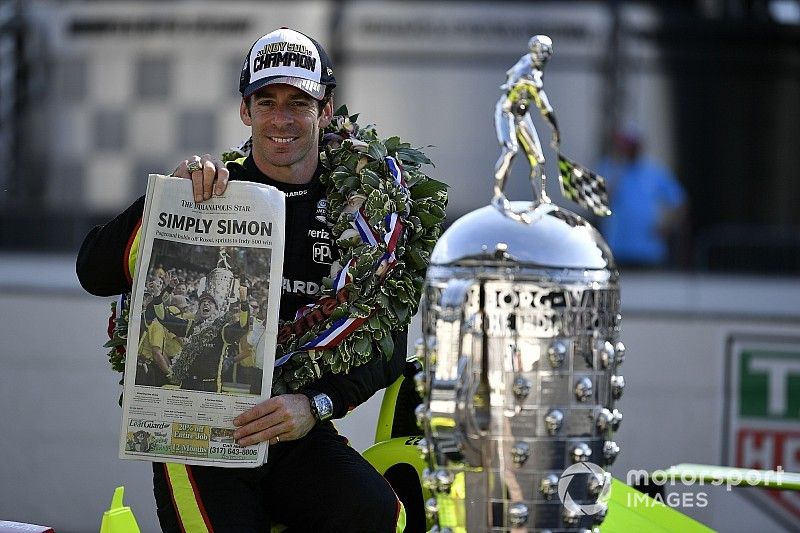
[725,335,800,527]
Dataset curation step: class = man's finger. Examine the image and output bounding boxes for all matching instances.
[201,153,229,197]
[214,163,230,196]
[233,409,283,441]
[186,156,203,202]
[201,155,216,200]
[234,398,290,446]
[232,395,314,446]
[237,420,291,447]
[233,397,278,427]
[172,160,191,179]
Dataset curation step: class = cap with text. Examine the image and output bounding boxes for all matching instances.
[239,28,336,100]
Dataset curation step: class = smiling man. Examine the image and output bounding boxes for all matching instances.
[242,83,328,182]
[77,28,405,532]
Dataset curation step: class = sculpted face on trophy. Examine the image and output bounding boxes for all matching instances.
[419,35,624,531]
[528,35,553,68]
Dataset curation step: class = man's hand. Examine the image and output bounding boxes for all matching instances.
[164,270,179,290]
[152,346,171,375]
[233,394,315,447]
[173,153,229,202]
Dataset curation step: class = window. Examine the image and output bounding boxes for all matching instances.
[177,110,217,152]
[135,56,172,99]
[93,109,127,151]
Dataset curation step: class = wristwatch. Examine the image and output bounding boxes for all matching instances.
[304,391,333,422]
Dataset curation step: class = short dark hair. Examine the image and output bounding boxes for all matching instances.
[319,86,335,112]
[244,86,334,114]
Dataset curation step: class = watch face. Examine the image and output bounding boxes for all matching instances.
[314,394,333,420]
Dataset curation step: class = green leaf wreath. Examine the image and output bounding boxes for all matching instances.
[106,106,447,395]
[167,312,233,385]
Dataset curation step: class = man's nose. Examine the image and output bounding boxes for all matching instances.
[271,105,294,128]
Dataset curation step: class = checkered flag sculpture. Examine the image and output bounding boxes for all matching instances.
[557,152,612,217]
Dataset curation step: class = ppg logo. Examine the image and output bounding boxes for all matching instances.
[313,242,332,264]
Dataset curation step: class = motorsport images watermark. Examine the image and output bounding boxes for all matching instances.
[558,462,787,513]
[558,462,612,515]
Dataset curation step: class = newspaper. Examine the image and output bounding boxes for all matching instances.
[119,174,285,467]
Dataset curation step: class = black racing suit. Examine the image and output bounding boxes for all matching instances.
[77,155,406,532]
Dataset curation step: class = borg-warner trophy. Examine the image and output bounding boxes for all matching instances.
[417,36,623,532]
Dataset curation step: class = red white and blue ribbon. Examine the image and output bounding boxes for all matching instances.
[376,156,406,275]
[332,258,354,292]
[379,212,403,275]
[353,208,379,246]
[275,155,409,367]
[298,315,368,352]
[385,156,406,188]
[292,259,354,322]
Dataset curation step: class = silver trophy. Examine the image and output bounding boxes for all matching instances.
[200,248,237,312]
[419,36,621,531]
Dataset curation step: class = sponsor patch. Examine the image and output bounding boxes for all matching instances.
[315,198,328,224]
[308,228,330,239]
[282,278,321,296]
[313,242,333,264]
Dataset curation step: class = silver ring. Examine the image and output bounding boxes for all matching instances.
[187,160,202,173]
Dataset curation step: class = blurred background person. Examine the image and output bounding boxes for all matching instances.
[598,123,688,269]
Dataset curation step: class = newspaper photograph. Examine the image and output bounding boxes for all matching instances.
[119,174,285,467]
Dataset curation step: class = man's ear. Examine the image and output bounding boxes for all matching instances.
[240,99,252,126]
[318,99,333,129]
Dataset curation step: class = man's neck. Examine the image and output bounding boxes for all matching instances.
[252,152,318,185]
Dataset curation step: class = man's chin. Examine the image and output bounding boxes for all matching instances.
[264,152,296,167]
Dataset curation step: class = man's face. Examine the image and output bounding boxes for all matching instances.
[240,84,332,182]
[198,298,218,320]
[175,283,186,295]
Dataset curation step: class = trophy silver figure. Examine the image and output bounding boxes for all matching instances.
[493,35,610,220]
[494,35,558,221]
[419,36,621,532]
